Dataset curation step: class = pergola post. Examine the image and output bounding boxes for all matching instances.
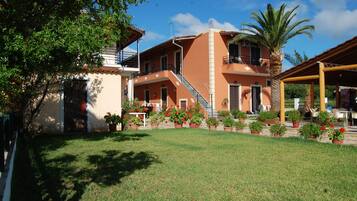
[336,84,340,108]
[280,80,285,124]
[310,82,314,107]
[319,62,326,111]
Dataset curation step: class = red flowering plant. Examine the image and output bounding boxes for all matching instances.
[169,108,188,125]
[164,107,172,117]
[328,127,345,141]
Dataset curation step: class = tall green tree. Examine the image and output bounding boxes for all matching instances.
[285,50,309,66]
[234,3,314,111]
[0,0,143,131]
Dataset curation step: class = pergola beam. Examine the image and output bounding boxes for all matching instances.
[323,63,357,72]
[282,75,319,82]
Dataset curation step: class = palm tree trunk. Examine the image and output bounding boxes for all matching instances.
[270,52,283,111]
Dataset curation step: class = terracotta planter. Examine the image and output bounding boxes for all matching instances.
[332,139,344,144]
[235,128,243,133]
[174,123,183,128]
[272,133,281,137]
[250,130,260,135]
[224,127,233,132]
[208,125,217,131]
[109,124,117,132]
[129,124,139,131]
[189,123,200,128]
[265,119,279,126]
[292,121,300,128]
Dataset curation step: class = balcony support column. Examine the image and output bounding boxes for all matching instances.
[128,74,134,101]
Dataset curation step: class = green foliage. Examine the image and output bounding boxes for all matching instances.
[285,84,308,99]
[318,111,335,125]
[223,117,235,127]
[258,111,278,122]
[270,124,287,136]
[188,102,204,118]
[231,110,247,119]
[169,108,188,125]
[190,114,203,125]
[249,121,264,132]
[299,123,322,139]
[104,112,122,125]
[218,110,231,119]
[122,99,144,113]
[285,50,309,66]
[287,110,302,122]
[129,116,142,126]
[234,121,245,130]
[150,112,165,126]
[206,117,219,127]
[328,128,345,141]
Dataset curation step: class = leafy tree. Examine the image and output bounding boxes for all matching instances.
[0,0,143,131]
[234,3,314,111]
[285,50,309,66]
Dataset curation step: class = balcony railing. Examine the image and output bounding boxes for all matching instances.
[102,49,138,68]
[223,55,268,66]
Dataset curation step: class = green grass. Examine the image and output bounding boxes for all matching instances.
[14,129,357,201]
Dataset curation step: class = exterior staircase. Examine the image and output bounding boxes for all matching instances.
[175,73,217,117]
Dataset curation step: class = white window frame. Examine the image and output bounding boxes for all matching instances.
[160,87,168,107]
[227,83,241,111]
[160,55,168,71]
[250,84,263,113]
[179,98,188,110]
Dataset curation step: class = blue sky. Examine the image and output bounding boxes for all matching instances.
[128,0,357,69]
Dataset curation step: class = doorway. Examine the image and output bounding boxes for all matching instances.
[251,85,261,114]
[161,87,168,109]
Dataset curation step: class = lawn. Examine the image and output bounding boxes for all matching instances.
[13,129,357,201]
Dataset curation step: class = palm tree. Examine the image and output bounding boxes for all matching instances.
[234,3,314,111]
[285,50,309,66]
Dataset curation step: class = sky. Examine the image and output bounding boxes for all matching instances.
[128,0,357,69]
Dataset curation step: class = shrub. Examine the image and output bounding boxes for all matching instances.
[287,110,301,122]
[249,121,264,132]
[122,99,143,113]
[318,111,335,126]
[104,113,121,125]
[218,110,231,119]
[206,117,219,127]
[190,113,203,125]
[187,102,204,118]
[150,112,165,126]
[223,117,234,127]
[169,108,188,125]
[270,124,287,136]
[258,111,278,122]
[299,123,322,139]
[234,121,245,130]
[231,110,247,119]
[328,127,345,141]
[129,116,142,126]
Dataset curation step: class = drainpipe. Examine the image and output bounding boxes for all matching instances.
[172,38,184,80]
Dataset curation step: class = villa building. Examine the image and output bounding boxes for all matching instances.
[133,29,272,115]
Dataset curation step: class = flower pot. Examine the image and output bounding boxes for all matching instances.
[208,125,216,131]
[189,123,200,128]
[273,133,281,137]
[332,139,344,144]
[129,124,139,131]
[235,128,243,133]
[292,121,300,128]
[224,127,233,132]
[109,124,117,132]
[251,130,260,135]
[174,123,183,128]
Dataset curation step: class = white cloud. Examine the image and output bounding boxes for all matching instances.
[142,31,165,41]
[171,13,239,36]
[285,0,309,16]
[311,0,357,38]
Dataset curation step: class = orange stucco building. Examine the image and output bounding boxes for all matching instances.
[133,29,272,115]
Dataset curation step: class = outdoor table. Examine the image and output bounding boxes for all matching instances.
[129,112,146,127]
[339,110,350,127]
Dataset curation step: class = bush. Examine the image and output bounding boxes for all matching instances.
[150,112,165,126]
[287,110,302,122]
[206,117,219,127]
[218,110,231,119]
[299,123,322,139]
[169,108,188,125]
[249,121,264,132]
[258,111,278,122]
[234,121,245,130]
[187,102,204,118]
[104,112,121,125]
[270,124,287,136]
[328,127,345,141]
[129,116,142,126]
[318,111,335,126]
[190,113,203,125]
[231,110,247,119]
[223,117,234,127]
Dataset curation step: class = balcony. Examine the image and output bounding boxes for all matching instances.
[102,46,139,68]
[222,55,270,77]
[134,70,181,86]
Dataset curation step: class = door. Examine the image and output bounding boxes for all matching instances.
[144,90,150,104]
[229,43,239,63]
[229,85,240,110]
[64,79,87,133]
[251,86,261,114]
[161,88,168,109]
[175,51,181,74]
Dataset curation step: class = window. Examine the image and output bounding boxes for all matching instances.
[179,99,188,111]
[174,51,181,74]
[144,90,150,104]
[250,43,261,66]
[266,80,272,87]
[228,43,240,63]
[160,55,168,70]
[144,62,150,75]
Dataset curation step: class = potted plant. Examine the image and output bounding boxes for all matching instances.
[169,108,188,128]
[223,116,234,132]
[128,116,141,130]
[189,114,202,128]
[104,112,121,132]
[150,112,165,129]
[258,111,279,126]
[318,111,335,130]
[287,110,302,128]
[234,121,245,132]
[249,121,264,135]
[231,110,247,123]
[328,127,345,144]
[299,123,322,140]
[270,124,287,137]
[206,117,219,131]
[217,110,231,121]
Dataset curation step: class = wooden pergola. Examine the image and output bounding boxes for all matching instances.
[276,36,357,123]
